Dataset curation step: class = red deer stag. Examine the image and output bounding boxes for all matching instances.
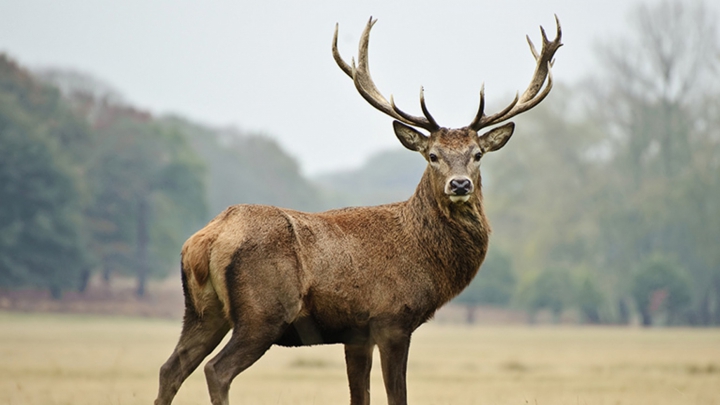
[155,16,562,405]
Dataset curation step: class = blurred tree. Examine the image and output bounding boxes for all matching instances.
[516,267,575,323]
[575,272,605,324]
[41,69,330,298]
[0,55,92,297]
[453,248,516,323]
[314,148,426,208]
[481,85,609,319]
[40,70,208,296]
[631,256,692,326]
[82,104,207,296]
[161,117,325,216]
[486,87,604,258]
[587,0,720,324]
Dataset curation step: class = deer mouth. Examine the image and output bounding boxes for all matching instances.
[448,195,471,203]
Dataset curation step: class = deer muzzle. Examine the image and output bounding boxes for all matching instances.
[446,177,473,203]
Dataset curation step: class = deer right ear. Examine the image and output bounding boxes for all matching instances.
[393,121,429,152]
[479,122,515,152]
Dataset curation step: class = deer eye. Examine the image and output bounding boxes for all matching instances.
[429,153,438,163]
[474,152,482,162]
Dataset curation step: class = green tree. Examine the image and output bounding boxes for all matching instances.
[42,69,332,299]
[0,109,88,296]
[575,272,605,324]
[454,248,516,323]
[631,256,691,326]
[479,85,609,319]
[516,267,575,323]
[80,103,207,296]
[39,70,208,296]
[588,0,720,324]
[0,55,92,296]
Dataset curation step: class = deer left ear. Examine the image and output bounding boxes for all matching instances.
[393,121,429,152]
[478,122,515,152]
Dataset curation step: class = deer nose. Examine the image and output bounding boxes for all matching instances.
[449,178,472,195]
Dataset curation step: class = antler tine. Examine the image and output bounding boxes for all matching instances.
[419,87,440,130]
[333,18,440,131]
[469,15,563,131]
[332,23,353,78]
[527,35,540,61]
[470,83,487,129]
[390,87,440,130]
[469,84,522,131]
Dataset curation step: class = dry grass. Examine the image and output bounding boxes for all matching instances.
[1,312,719,405]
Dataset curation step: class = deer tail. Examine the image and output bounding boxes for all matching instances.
[180,228,216,317]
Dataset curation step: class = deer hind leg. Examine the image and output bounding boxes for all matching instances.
[345,343,374,405]
[155,285,231,405]
[203,314,288,405]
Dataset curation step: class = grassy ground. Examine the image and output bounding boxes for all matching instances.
[1,312,719,405]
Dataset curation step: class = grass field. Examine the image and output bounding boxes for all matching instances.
[1,312,719,405]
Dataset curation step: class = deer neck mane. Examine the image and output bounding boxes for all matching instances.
[401,167,491,300]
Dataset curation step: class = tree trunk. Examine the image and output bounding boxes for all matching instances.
[49,285,62,300]
[135,197,149,297]
[639,306,652,327]
[713,275,720,326]
[617,298,630,325]
[581,307,601,324]
[102,257,112,286]
[696,289,711,326]
[78,268,91,293]
[465,305,477,324]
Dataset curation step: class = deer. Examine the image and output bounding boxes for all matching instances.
[155,16,562,405]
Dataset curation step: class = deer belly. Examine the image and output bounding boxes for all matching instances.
[274,314,369,347]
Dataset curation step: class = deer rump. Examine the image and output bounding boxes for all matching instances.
[181,202,470,349]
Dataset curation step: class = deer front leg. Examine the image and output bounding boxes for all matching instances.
[376,330,411,405]
[345,343,374,405]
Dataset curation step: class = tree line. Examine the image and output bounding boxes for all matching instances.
[0,56,323,298]
[455,1,720,326]
[0,0,718,326]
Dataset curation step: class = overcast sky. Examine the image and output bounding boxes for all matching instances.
[0,0,688,175]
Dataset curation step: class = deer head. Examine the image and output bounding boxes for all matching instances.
[333,17,562,204]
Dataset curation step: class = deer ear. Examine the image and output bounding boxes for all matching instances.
[478,122,515,152]
[393,121,428,152]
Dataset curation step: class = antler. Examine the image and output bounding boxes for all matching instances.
[469,15,563,131]
[333,18,440,132]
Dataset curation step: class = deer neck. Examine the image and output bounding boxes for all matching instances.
[402,168,491,300]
